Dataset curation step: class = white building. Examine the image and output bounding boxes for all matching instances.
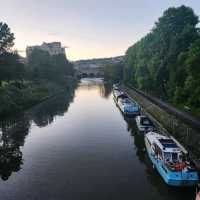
[26,42,66,57]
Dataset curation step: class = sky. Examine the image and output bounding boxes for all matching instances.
[1,0,200,61]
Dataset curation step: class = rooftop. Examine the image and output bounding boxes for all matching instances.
[158,138,178,149]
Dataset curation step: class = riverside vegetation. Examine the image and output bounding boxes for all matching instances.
[0,22,76,117]
[104,5,200,117]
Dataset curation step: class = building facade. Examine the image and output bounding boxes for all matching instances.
[26,42,66,57]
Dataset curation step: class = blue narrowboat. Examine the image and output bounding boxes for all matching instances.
[145,131,199,187]
[117,97,140,115]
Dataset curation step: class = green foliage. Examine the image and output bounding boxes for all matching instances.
[124,5,200,115]
[0,22,14,55]
[175,39,200,111]
[0,52,25,84]
[103,63,123,82]
[0,22,25,85]
[0,78,77,117]
[27,49,74,81]
[0,21,76,117]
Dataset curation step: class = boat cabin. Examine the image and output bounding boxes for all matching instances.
[116,94,128,101]
[140,116,153,127]
[151,136,184,164]
[145,132,199,186]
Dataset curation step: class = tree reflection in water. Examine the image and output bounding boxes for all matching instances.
[0,116,29,181]
[30,91,75,127]
[0,90,75,181]
[99,82,112,99]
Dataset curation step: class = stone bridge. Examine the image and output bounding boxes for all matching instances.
[75,67,104,78]
[73,57,123,79]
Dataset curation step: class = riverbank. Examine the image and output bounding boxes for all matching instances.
[0,78,195,200]
[0,76,77,118]
[122,85,200,157]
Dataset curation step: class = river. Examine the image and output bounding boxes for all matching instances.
[0,78,195,200]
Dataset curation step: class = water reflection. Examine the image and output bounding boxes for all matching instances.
[0,90,75,181]
[79,78,112,99]
[0,79,198,200]
[99,82,112,98]
[30,92,74,127]
[0,79,112,182]
[0,116,29,180]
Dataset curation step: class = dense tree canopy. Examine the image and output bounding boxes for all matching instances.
[0,22,25,85]
[0,22,14,55]
[0,21,76,117]
[123,5,200,114]
[27,49,74,81]
[103,63,123,82]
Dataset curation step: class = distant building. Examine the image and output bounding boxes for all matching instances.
[26,42,66,58]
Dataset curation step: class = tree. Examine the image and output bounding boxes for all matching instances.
[0,52,25,84]
[27,48,74,81]
[0,22,15,55]
[103,63,123,82]
[123,5,200,114]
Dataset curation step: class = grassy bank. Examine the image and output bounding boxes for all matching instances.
[0,77,77,118]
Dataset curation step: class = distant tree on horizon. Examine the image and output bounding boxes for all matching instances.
[0,22,25,85]
[0,22,15,55]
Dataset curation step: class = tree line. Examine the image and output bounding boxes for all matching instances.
[104,5,200,115]
[0,21,75,117]
[0,21,74,86]
[27,49,74,82]
[124,5,200,114]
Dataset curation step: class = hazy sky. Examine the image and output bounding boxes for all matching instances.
[1,0,200,60]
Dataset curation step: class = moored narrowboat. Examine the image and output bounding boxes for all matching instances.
[117,96,140,116]
[145,131,199,187]
[135,115,155,132]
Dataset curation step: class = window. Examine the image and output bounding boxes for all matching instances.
[172,153,178,162]
[164,152,171,162]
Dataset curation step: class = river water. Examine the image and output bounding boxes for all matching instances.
[0,78,195,200]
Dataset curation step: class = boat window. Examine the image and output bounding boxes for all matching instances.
[141,117,153,126]
[172,153,178,162]
[179,153,185,162]
[143,120,150,125]
[154,144,163,159]
[124,99,131,103]
[164,152,171,161]
[141,118,150,125]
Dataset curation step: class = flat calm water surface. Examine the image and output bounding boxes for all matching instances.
[0,78,195,200]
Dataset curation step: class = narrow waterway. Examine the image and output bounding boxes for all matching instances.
[0,78,195,200]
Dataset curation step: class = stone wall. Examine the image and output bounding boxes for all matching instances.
[123,86,200,158]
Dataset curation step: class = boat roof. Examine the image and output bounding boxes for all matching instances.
[146,132,181,153]
[158,138,178,148]
[117,93,128,99]
[114,90,123,95]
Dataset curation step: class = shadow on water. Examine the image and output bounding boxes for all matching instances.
[0,89,75,181]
